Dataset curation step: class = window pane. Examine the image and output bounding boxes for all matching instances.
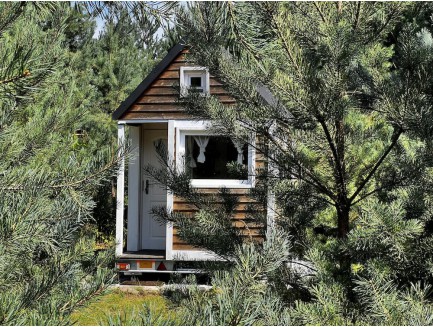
[185,135,248,179]
[190,76,202,87]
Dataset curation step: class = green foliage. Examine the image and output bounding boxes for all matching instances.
[139,2,433,325]
[164,229,294,326]
[0,2,180,325]
[78,8,170,116]
[0,3,119,324]
[72,290,181,326]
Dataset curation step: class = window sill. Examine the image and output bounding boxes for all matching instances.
[190,179,253,189]
[179,88,209,98]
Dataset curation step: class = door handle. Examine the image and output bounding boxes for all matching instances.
[145,179,149,194]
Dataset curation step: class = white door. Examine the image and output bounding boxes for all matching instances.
[141,129,167,250]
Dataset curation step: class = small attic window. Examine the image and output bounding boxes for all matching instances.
[180,66,209,96]
[190,77,203,90]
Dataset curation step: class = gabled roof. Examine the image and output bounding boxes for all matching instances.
[112,42,186,120]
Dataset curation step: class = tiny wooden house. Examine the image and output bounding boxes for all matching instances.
[113,43,275,274]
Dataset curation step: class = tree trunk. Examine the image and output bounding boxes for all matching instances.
[337,204,350,238]
[336,202,353,299]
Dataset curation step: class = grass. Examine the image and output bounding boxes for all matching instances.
[71,288,182,326]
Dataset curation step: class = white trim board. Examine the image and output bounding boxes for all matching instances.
[127,126,141,251]
[166,120,175,260]
[118,119,168,124]
[115,124,126,257]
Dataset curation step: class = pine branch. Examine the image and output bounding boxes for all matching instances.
[352,1,362,31]
[262,128,336,202]
[349,127,403,204]
[226,2,263,64]
[292,3,323,28]
[313,2,328,23]
[0,70,31,85]
[351,177,408,206]
[268,9,303,79]
[0,2,26,36]
[287,260,317,272]
[60,283,108,313]
[363,3,404,45]
[0,153,122,192]
[317,118,345,189]
[351,187,387,206]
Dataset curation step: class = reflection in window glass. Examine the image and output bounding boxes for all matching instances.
[185,135,248,179]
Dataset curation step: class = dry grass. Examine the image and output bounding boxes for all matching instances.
[71,288,181,326]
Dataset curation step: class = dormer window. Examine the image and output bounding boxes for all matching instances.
[180,66,209,96]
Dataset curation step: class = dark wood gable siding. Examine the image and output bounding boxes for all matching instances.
[119,50,236,120]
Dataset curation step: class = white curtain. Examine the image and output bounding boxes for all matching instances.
[193,136,210,163]
[187,137,197,168]
[232,139,245,164]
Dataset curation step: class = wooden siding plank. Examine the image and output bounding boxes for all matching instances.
[141,86,229,97]
[135,95,235,105]
[173,203,252,211]
[173,58,187,63]
[134,97,180,105]
[210,86,233,95]
[171,222,263,231]
[171,212,258,220]
[147,77,223,88]
[172,244,198,250]
[166,62,200,71]
[209,78,223,86]
[143,87,178,96]
[129,104,182,112]
[158,71,180,79]
[134,98,234,105]
[174,195,255,203]
[173,235,264,243]
[150,79,178,87]
[173,228,263,238]
[175,188,251,195]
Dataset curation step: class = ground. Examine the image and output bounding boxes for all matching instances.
[71,288,180,325]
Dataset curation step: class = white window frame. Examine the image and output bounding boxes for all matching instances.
[179,66,210,96]
[175,120,255,189]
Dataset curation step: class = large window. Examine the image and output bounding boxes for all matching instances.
[185,135,248,180]
[175,122,255,188]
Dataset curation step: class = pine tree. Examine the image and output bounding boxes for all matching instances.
[72,5,174,241]
[0,3,120,324]
[143,2,433,324]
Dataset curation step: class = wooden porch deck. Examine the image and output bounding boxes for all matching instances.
[119,250,165,259]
